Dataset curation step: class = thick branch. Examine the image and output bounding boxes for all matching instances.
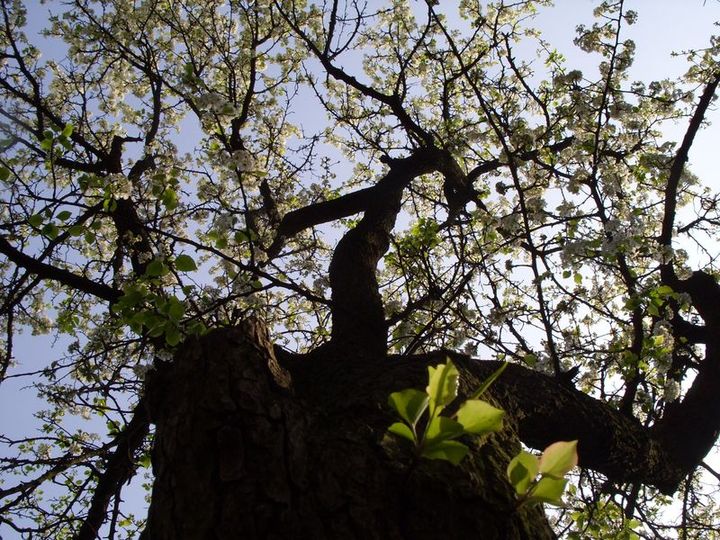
[267,184,378,257]
[293,347,692,494]
[438,355,689,494]
[652,342,720,483]
[474,361,678,492]
[0,236,121,303]
[651,271,720,478]
[327,149,441,357]
[462,349,719,494]
[269,145,488,260]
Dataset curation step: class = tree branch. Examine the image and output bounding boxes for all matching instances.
[0,236,121,303]
[327,148,442,357]
[267,149,447,258]
[443,355,689,494]
[75,399,151,540]
[659,73,720,248]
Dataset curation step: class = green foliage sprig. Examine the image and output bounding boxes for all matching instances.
[387,359,506,465]
[387,359,577,506]
[507,441,578,507]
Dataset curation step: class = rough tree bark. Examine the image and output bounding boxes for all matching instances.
[140,320,555,539]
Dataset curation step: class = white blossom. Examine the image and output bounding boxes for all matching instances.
[38,443,51,459]
[560,240,586,267]
[314,276,330,293]
[156,349,174,362]
[196,92,227,112]
[137,251,153,264]
[106,173,133,199]
[215,213,235,232]
[133,362,155,378]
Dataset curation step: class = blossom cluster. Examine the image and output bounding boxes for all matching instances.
[196,92,237,116]
[227,149,256,172]
[105,173,133,199]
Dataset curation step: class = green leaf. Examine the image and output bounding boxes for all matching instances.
[0,166,10,181]
[128,312,145,333]
[174,254,197,272]
[68,225,84,237]
[161,188,178,210]
[41,223,59,239]
[425,416,464,443]
[507,450,539,495]
[145,259,168,277]
[122,286,148,306]
[28,213,44,227]
[103,197,118,212]
[426,359,459,412]
[528,476,568,506]
[421,439,469,465]
[164,324,182,347]
[387,422,416,443]
[388,388,429,427]
[56,210,72,221]
[187,320,207,336]
[469,361,508,399]
[40,138,53,151]
[84,231,96,244]
[106,420,120,436]
[456,399,504,434]
[167,297,185,321]
[655,284,674,296]
[148,318,166,337]
[61,123,73,138]
[538,440,578,478]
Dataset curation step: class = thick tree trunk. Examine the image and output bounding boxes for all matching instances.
[141,321,554,539]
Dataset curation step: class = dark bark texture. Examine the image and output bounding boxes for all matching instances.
[141,320,555,539]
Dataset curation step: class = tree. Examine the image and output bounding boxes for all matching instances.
[1,0,720,537]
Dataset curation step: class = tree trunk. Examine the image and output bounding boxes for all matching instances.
[141,321,554,539]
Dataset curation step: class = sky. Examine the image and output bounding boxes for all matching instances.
[3,0,720,536]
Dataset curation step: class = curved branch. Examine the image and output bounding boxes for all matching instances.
[327,149,442,357]
[651,271,720,479]
[394,353,692,494]
[267,152,441,257]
